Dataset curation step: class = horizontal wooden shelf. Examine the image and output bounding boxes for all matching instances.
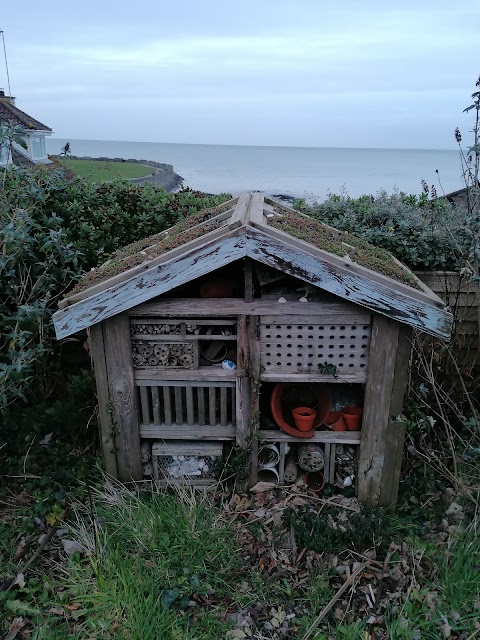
[135,369,242,382]
[258,429,361,444]
[140,424,235,440]
[260,373,366,384]
[131,334,237,342]
[129,298,366,318]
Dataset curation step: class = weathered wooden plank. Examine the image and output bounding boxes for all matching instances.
[357,316,400,505]
[61,202,240,306]
[130,334,237,343]
[103,314,143,481]
[220,387,228,426]
[247,192,265,225]
[89,324,118,478]
[185,386,195,426]
[174,387,183,425]
[139,386,151,425]
[53,230,247,339]
[260,372,367,383]
[235,377,250,447]
[197,387,206,426]
[256,221,442,307]
[140,424,235,440]
[163,387,172,425]
[229,193,250,226]
[258,430,361,444]
[329,444,336,484]
[248,316,261,487]
[324,442,331,483]
[260,314,371,325]
[209,387,216,426]
[128,298,363,318]
[246,226,452,339]
[151,386,161,425]
[152,442,223,456]
[379,326,412,508]
[135,370,238,382]
[244,258,254,303]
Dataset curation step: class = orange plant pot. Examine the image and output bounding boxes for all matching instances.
[292,407,317,432]
[305,471,325,493]
[324,410,347,432]
[342,406,363,431]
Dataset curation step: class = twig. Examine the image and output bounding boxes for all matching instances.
[367,544,398,632]
[301,561,369,640]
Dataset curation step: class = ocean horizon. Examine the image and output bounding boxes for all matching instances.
[46,138,463,201]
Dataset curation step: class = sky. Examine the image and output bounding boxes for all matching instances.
[1,0,479,149]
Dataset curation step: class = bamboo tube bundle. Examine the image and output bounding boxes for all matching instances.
[298,444,324,472]
[284,449,299,484]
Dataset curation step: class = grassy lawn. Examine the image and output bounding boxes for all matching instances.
[60,158,153,182]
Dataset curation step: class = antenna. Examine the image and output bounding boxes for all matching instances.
[0,28,12,96]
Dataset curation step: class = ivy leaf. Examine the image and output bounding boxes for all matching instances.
[161,587,180,610]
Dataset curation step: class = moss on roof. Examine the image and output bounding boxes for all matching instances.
[269,210,420,289]
[71,216,226,295]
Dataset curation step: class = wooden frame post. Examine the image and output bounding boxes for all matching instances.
[379,326,412,508]
[103,314,143,481]
[247,315,261,487]
[89,324,118,478]
[357,316,400,505]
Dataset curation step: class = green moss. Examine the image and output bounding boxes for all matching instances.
[270,210,420,289]
[71,217,225,294]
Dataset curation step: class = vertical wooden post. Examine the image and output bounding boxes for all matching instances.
[248,315,261,487]
[244,258,254,303]
[89,324,118,478]
[235,315,250,448]
[379,326,412,508]
[103,314,143,481]
[357,316,399,505]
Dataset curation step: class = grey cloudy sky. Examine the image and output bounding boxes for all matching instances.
[1,0,478,148]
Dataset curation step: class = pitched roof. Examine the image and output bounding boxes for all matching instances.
[0,95,52,131]
[11,147,35,167]
[53,193,453,340]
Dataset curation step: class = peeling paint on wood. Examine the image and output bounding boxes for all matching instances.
[53,231,246,338]
[245,227,453,339]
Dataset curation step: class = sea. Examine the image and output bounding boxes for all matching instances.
[46,138,463,202]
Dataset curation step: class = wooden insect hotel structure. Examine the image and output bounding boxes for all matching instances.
[53,193,453,506]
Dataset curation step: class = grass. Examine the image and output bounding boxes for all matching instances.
[60,158,153,182]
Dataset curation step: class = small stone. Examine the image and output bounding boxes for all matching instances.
[62,539,86,555]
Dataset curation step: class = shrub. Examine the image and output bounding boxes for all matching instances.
[296,191,468,271]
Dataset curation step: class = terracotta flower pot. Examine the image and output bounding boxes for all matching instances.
[342,406,363,431]
[305,471,325,493]
[324,410,347,432]
[292,407,317,432]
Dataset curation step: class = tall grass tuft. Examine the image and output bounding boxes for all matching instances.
[64,479,238,639]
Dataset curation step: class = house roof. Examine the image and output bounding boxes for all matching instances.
[53,193,453,340]
[11,147,35,167]
[0,94,52,131]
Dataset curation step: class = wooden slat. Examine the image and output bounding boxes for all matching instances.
[247,191,265,225]
[174,387,183,425]
[129,298,363,318]
[248,315,261,487]
[198,387,206,426]
[209,387,216,426]
[103,314,143,481]
[324,442,331,483]
[53,230,247,339]
[220,387,228,426]
[152,442,223,456]
[357,316,400,505]
[130,334,237,342]
[260,314,371,325]
[260,372,367,383]
[278,442,287,483]
[163,386,172,426]
[258,430,361,444]
[140,424,235,440]
[135,370,238,383]
[185,386,194,426]
[89,324,118,478]
[139,386,151,425]
[151,386,161,425]
[246,226,452,340]
[329,444,336,484]
[229,193,250,226]
[379,326,412,508]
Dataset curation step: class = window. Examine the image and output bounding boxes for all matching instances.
[30,136,46,158]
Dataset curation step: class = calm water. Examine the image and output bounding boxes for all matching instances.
[47,138,463,201]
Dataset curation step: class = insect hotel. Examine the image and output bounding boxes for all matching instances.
[53,193,452,506]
